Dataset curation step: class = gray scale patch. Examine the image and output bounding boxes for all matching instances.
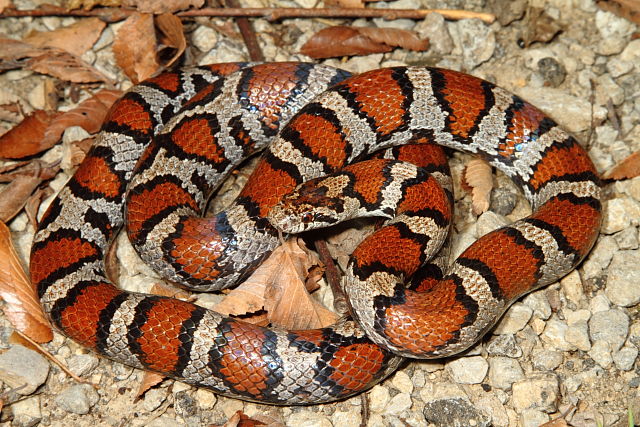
[534,179,601,209]
[268,138,327,181]
[41,261,105,312]
[469,87,512,157]
[102,293,147,368]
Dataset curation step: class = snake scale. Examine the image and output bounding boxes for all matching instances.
[30,62,602,404]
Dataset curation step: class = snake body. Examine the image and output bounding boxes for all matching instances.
[30,63,602,404]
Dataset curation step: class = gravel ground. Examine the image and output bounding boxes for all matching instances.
[0,0,639,426]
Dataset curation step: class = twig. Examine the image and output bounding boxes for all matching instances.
[14,330,93,386]
[313,239,350,317]
[225,0,265,62]
[0,7,496,24]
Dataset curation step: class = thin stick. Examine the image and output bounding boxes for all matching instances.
[0,7,496,24]
[225,0,265,61]
[314,239,350,317]
[14,330,93,386]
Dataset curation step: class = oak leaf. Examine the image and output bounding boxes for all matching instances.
[156,13,186,67]
[0,221,53,343]
[113,12,160,83]
[27,49,112,83]
[0,110,62,159]
[24,17,106,57]
[597,0,640,24]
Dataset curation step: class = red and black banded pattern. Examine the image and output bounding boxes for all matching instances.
[30,65,601,404]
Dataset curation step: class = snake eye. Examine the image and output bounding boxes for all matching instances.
[302,212,314,224]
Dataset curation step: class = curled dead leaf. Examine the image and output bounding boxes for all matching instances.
[603,150,640,180]
[214,239,338,330]
[464,159,493,215]
[136,371,165,399]
[0,110,62,159]
[27,49,112,83]
[0,221,53,343]
[24,17,106,57]
[300,25,429,59]
[156,13,187,67]
[124,0,204,14]
[113,12,160,83]
[519,6,563,47]
[0,160,59,222]
[597,0,640,25]
[42,89,123,148]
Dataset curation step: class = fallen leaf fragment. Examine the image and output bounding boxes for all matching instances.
[597,0,640,24]
[224,410,268,427]
[214,238,338,330]
[113,12,160,83]
[603,150,640,180]
[0,221,53,343]
[0,160,59,222]
[0,0,12,14]
[42,89,123,148]
[539,418,569,427]
[156,13,187,67]
[66,0,123,9]
[464,159,493,215]
[0,110,62,159]
[136,371,165,399]
[0,37,44,61]
[24,17,106,57]
[520,6,563,47]
[27,49,112,83]
[300,26,429,59]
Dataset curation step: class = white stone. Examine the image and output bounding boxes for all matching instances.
[445,356,489,384]
[488,357,524,390]
[511,375,559,412]
[493,303,533,335]
[391,370,414,394]
[605,250,640,307]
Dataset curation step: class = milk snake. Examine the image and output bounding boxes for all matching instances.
[30,62,602,404]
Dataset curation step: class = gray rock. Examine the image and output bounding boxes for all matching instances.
[386,392,412,415]
[602,198,640,234]
[620,39,640,70]
[450,19,495,70]
[561,271,587,307]
[490,187,518,216]
[191,26,218,53]
[54,384,99,415]
[541,317,574,351]
[391,370,413,394]
[606,57,634,78]
[588,340,613,368]
[520,409,550,427]
[488,356,524,390]
[415,13,453,55]
[493,303,533,335]
[589,293,611,313]
[524,291,552,320]
[0,345,49,395]
[66,353,99,377]
[143,387,169,412]
[565,320,592,351]
[613,227,639,250]
[538,57,566,87]
[174,391,197,418]
[605,250,640,307]
[511,375,560,412]
[10,395,41,427]
[613,345,638,371]
[486,334,523,358]
[445,356,488,384]
[286,411,332,427]
[423,398,491,427]
[595,74,625,106]
[583,235,618,279]
[531,349,563,371]
[368,385,390,413]
[476,211,508,238]
[589,309,630,351]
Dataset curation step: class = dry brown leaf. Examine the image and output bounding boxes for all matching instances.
[62,137,95,170]
[264,239,338,330]
[125,0,204,13]
[0,161,59,222]
[0,0,13,14]
[27,49,112,83]
[597,0,640,24]
[224,410,268,427]
[603,150,640,180]
[538,418,569,427]
[520,7,563,47]
[113,12,160,83]
[156,13,186,67]
[214,239,338,330]
[24,18,106,57]
[25,186,53,231]
[0,221,53,343]
[300,26,428,59]
[0,38,45,61]
[464,159,493,215]
[0,103,22,124]
[42,89,123,149]
[0,110,62,159]
[150,282,191,300]
[136,371,165,399]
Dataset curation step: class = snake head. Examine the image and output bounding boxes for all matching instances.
[267,180,345,233]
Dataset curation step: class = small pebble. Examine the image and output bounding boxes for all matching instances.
[511,375,559,412]
[538,57,566,87]
[589,309,630,351]
[423,398,491,427]
[488,357,524,390]
[54,384,99,415]
[0,345,50,395]
[446,356,488,384]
